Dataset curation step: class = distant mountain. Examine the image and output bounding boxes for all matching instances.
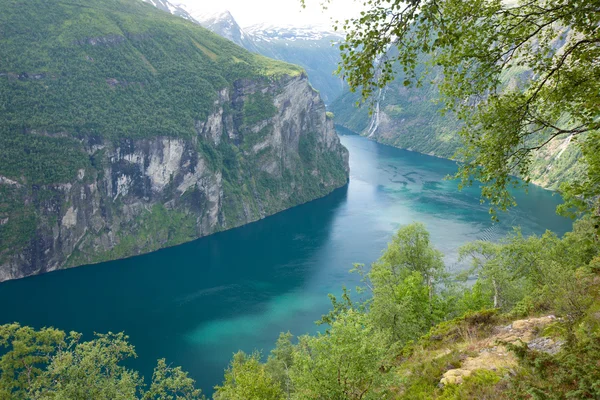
[146,2,345,103]
[245,23,340,42]
[142,0,195,21]
[245,24,345,104]
[189,10,259,52]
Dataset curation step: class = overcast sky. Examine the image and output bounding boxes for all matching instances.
[174,0,364,28]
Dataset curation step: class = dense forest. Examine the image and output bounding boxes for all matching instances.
[0,0,301,183]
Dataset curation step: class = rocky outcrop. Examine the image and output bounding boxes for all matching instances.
[439,315,563,386]
[0,74,348,282]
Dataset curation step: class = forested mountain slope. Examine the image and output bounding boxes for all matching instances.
[0,0,349,281]
[331,64,583,190]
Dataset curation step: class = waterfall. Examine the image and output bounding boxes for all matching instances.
[556,133,574,159]
[367,86,387,138]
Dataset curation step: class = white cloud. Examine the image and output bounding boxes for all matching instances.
[174,0,363,27]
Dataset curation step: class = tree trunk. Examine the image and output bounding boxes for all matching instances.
[428,275,434,325]
[493,279,498,309]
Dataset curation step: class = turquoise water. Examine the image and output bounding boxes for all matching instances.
[0,134,571,395]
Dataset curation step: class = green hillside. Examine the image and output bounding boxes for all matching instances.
[331,64,583,191]
[0,0,301,184]
[209,220,600,399]
[331,71,461,159]
[0,0,348,276]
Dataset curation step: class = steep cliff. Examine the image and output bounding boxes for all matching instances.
[0,0,348,281]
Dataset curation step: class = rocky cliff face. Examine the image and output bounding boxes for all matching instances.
[0,74,348,282]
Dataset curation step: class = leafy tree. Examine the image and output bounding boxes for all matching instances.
[214,351,284,400]
[370,270,437,344]
[319,0,600,219]
[378,223,445,303]
[265,332,295,399]
[143,359,204,400]
[454,280,495,315]
[530,225,599,321]
[459,241,512,309]
[0,324,203,400]
[33,332,141,399]
[0,324,66,398]
[316,286,363,331]
[559,138,600,224]
[290,310,393,400]
[368,223,447,342]
[458,218,599,318]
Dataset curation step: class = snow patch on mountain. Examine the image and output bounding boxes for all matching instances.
[141,0,195,21]
[143,1,346,103]
[245,23,343,42]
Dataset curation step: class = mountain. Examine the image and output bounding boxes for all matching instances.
[330,69,463,158]
[0,0,349,281]
[188,10,259,52]
[245,24,346,104]
[142,0,195,21]
[146,3,346,104]
[331,63,583,190]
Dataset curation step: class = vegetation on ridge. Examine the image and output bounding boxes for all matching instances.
[0,0,300,184]
[1,218,598,398]
[0,325,205,399]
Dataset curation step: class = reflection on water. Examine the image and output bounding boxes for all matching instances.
[0,134,571,394]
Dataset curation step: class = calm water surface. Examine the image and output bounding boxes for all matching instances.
[0,134,571,394]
